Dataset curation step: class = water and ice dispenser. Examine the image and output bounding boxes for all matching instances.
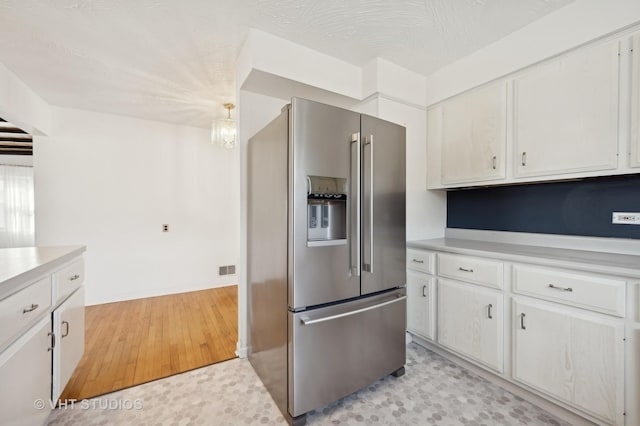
[307,176,347,245]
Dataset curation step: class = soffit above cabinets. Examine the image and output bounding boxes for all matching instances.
[0,118,32,156]
[0,0,571,128]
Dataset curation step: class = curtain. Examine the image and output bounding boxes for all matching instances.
[0,165,35,248]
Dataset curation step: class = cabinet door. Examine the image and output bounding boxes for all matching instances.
[437,278,503,372]
[406,271,435,340]
[52,287,85,402]
[513,40,619,178]
[0,317,52,426]
[513,298,624,425]
[631,34,640,168]
[441,82,507,184]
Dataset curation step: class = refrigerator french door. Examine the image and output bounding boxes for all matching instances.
[248,97,406,425]
[289,98,406,309]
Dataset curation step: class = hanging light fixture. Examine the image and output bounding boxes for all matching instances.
[211,103,236,148]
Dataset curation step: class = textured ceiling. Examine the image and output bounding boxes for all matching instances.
[0,0,571,128]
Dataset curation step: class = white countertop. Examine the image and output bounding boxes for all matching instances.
[0,246,86,300]
[408,238,640,279]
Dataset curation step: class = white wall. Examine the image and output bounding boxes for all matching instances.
[237,29,362,101]
[0,62,51,136]
[376,98,446,241]
[426,0,640,104]
[35,106,240,305]
[0,155,32,167]
[362,58,427,108]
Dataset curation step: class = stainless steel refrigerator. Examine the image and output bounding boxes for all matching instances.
[248,97,406,426]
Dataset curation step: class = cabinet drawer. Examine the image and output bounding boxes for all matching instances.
[437,253,504,289]
[407,249,434,274]
[0,277,52,350]
[513,265,626,317]
[54,258,85,304]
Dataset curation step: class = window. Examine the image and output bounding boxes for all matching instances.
[0,165,35,248]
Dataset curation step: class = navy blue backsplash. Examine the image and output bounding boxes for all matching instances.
[447,175,640,239]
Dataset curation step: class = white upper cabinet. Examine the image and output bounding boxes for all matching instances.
[440,83,507,185]
[513,40,620,178]
[631,33,640,168]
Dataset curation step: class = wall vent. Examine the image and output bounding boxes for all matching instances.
[218,265,236,276]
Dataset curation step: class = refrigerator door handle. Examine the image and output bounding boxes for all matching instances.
[300,296,407,325]
[363,135,374,273]
[349,132,361,277]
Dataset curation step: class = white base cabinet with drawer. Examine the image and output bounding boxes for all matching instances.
[437,278,503,372]
[406,242,639,426]
[513,297,624,425]
[0,247,86,426]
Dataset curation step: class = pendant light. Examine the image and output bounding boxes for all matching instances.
[211,103,236,148]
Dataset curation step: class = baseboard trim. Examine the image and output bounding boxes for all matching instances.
[86,282,238,306]
[236,343,249,358]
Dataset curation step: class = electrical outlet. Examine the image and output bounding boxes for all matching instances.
[612,212,640,225]
[162,224,169,232]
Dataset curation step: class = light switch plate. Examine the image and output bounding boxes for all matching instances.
[612,212,640,225]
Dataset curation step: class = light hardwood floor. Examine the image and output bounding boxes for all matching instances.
[59,286,238,401]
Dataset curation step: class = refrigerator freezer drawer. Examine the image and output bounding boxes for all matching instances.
[288,290,406,417]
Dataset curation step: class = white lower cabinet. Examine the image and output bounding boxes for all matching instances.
[437,278,503,372]
[0,317,52,426]
[513,297,624,425]
[406,271,435,341]
[52,287,85,402]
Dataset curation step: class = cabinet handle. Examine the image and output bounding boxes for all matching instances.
[458,267,474,273]
[548,284,573,292]
[521,152,527,166]
[69,274,80,281]
[48,332,56,351]
[22,303,39,314]
[520,313,526,330]
[411,259,424,264]
[62,321,70,338]
[492,155,497,170]
[487,303,493,319]
[422,285,427,298]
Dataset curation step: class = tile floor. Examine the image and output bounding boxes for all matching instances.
[47,343,568,425]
